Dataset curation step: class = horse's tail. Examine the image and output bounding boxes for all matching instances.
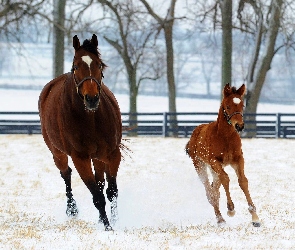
[119,138,132,161]
[185,141,190,155]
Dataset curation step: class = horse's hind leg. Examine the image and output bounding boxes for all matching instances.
[195,161,225,225]
[51,148,78,217]
[105,148,121,225]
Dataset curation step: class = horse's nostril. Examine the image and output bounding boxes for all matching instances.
[85,94,99,109]
[235,123,244,132]
[85,94,91,102]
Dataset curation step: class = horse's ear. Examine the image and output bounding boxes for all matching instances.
[91,34,98,48]
[73,35,80,50]
[237,84,246,97]
[223,83,232,97]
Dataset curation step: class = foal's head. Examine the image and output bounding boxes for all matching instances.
[72,34,106,111]
[222,83,246,132]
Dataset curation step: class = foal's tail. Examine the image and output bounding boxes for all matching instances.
[185,141,190,155]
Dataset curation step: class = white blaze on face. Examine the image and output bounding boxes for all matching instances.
[233,97,241,104]
[81,55,93,76]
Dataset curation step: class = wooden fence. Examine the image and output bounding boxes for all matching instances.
[1,111,295,138]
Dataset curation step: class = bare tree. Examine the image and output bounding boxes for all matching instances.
[238,0,284,136]
[193,0,295,136]
[93,0,163,135]
[139,0,179,136]
[220,0,232,91]
[53,0,66,78]
[0,0,48,41]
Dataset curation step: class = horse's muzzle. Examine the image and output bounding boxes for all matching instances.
[235,123,244,132]
[84,94,99,111]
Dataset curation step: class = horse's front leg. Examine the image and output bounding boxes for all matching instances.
[51,148,78,217]
[92,159,117,224]
[60,167,79,217]
[211,161,235,220]
[72,154,112,231]
[234,157,261,227]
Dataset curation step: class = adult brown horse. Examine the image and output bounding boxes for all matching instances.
[185,83,260,227]
[39,34,123,231]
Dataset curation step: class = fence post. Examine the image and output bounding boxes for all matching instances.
[276,113,281,138]
[163,112,168,137]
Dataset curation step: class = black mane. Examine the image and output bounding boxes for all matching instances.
[81,39,101,57]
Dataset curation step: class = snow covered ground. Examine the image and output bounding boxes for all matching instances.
[0,135,295,249]
[0,88,295,113]
[0,89,295,249]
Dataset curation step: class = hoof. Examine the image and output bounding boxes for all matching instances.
[217,220,226,227]
[252,221,261,227]
[66,198,78,217]
[217,215,226,227]
[99,216,112,231]
[105,225,113,231]
[227,210,235,217]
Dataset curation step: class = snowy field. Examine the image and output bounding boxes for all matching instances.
[0,135,295,249]
[0,89,295,249]
[0,88,295,113]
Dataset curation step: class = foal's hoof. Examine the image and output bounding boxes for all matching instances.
[217,216,226,227]
[66,198,79,217]
[227,210,236,217]
[252,221,261,227]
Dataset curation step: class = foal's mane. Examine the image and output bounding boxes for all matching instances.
[81,39,101,58]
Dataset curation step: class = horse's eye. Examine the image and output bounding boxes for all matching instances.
[73,65,78,70]
[226,105,230,110]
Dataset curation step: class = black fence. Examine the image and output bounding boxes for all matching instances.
[1,111,295,138]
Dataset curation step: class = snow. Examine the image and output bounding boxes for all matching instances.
[0,88,295,249]
[0,88,295,113]
[0,135,295,249]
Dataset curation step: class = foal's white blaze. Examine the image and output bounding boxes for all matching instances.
[82,55,93,68]
[233,97,241,104]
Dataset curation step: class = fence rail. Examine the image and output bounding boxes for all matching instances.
[1,111,295,138]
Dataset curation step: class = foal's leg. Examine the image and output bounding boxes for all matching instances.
[51,147,78,216]
[195,160,225,225]
[71,154,112,231]
[234,157,261,227]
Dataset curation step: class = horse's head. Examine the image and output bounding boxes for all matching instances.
[72,34,106,111]
[222,83,246,132]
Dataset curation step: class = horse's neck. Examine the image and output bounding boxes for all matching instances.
[216,106,235,136]
[64,74,88,116]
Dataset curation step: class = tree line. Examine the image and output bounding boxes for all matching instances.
[1,0,294,136]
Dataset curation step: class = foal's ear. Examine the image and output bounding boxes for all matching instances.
[91,34,98,48]
[223,83,232,97]
[73,35,80,50]
[237,84,246,97]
